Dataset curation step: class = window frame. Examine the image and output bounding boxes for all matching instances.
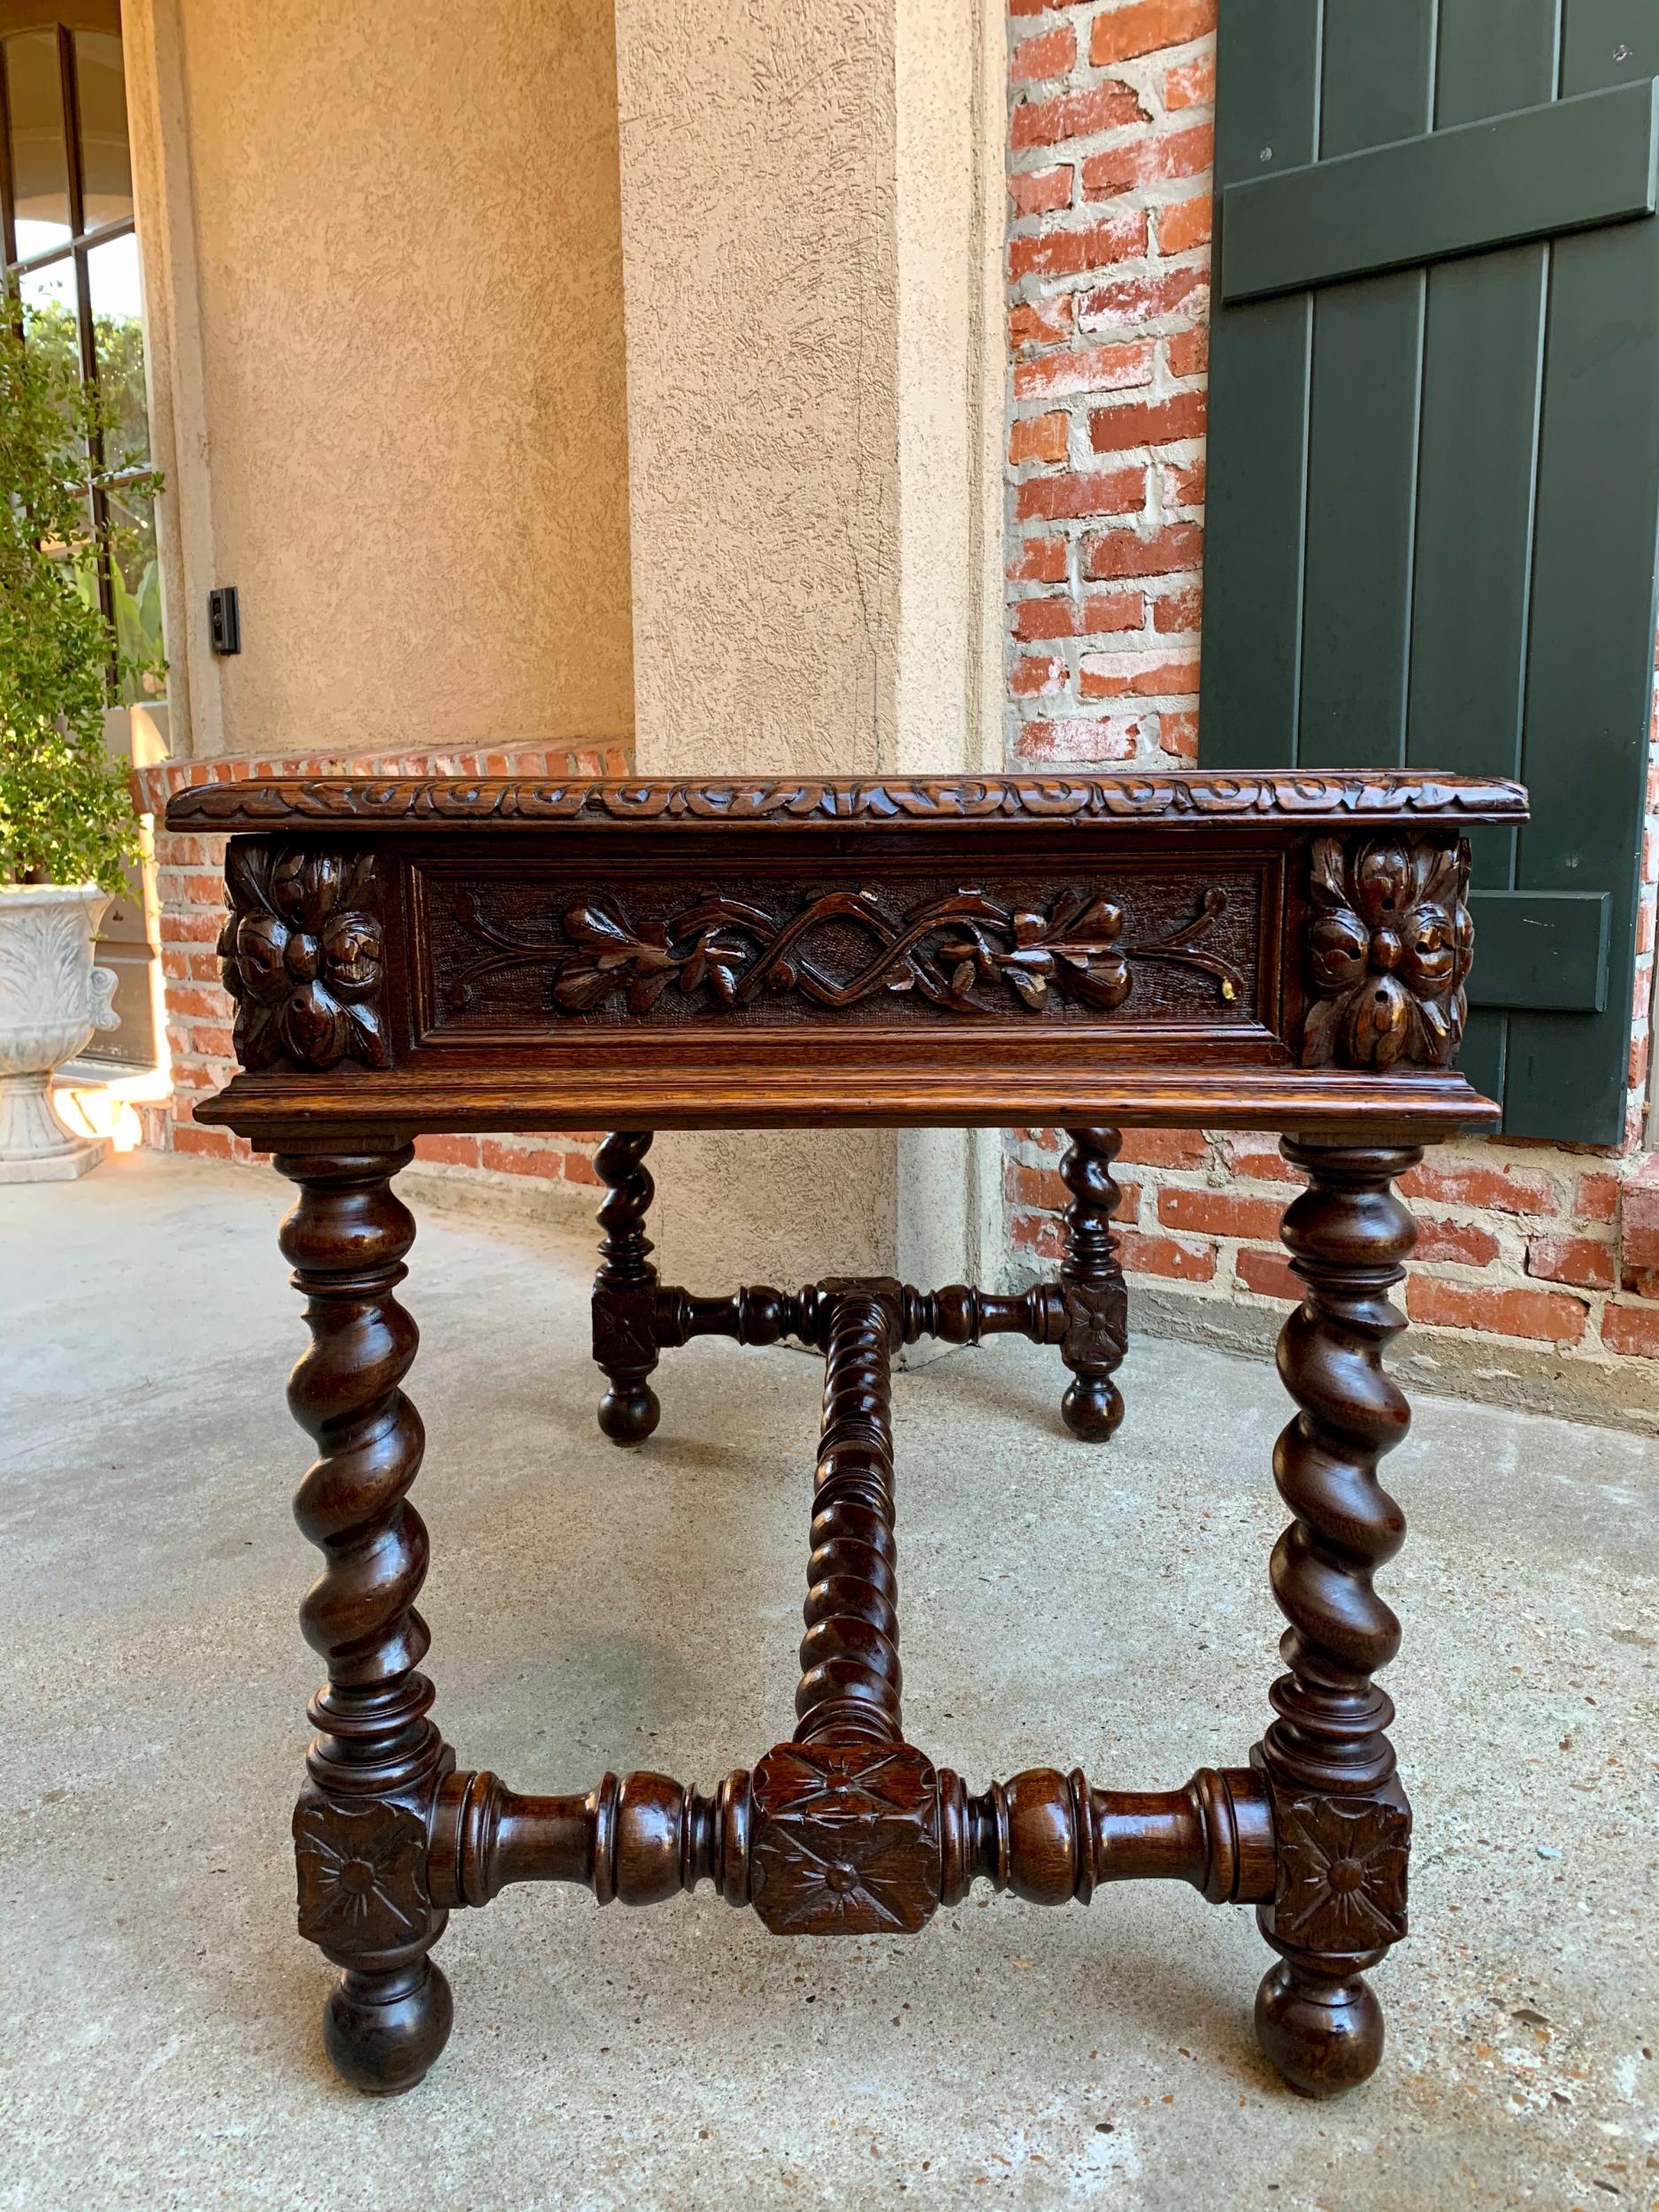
[0,11,147,641]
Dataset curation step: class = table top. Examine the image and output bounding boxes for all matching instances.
[167,769,1525,1141]
[165,767,1529,833]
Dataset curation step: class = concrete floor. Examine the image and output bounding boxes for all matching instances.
[2,1152,1656,2212]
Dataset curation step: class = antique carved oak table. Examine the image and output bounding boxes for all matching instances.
[165,766,1526,2103]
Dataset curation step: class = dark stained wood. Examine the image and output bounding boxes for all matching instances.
[1302,836,1471,1069]
[1057,1127,1129,1440]
[426,1758,1276,1916]
[591,1129,661,1444]
[1250,1137,1418,2097]
[429,1765,757,1909]
[220,846,388,1071]
[656,1279,805,1348]
[273,1148,454,2095]
[167,767,1530,833]
[176,772,1518,1141]
[186,1063,1495,1137]
[175,772,1522,2101]
[651,1271,1092,1459]
[795,1285,904,1748]
[752,1740,941,1936]
[437,876,1248,1025]
[950,1762,1276,1905]
[650,1276,1073,1380]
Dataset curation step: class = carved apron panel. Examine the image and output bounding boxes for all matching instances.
[417,864,1270,1034]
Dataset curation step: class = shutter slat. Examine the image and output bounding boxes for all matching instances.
[1298,275,1422,767]
[1411,0,1558,1123]
[1408,0,1555,806]
[1455,1014,1508,1117]
[1563,0,1659,91]
[1504,0,1659,1140]
[1195,0,1322,770]
[1434,0,1561,127]
[1317,0,1437,157]
[1295,4,1435,770]
[1406,249,1544,792]
[1505,208,1659,1140]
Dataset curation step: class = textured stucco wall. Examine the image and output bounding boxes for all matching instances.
[614,0,1002,783]
[612,0,1005,1290]
[128,0,634,760]
[614,0,901,780]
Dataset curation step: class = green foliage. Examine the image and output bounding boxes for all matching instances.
[0,303,165,890]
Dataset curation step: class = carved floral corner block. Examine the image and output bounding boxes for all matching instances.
[1058,1277,1128,1372]
[218,841,388,1072]
[591,1279,658,1373]
[749,1742,941,1937]
[293,1797,432,1956]
[1269,1793,1410,1955]
[1302,836,1471,1071]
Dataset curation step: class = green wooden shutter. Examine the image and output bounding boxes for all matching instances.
[1200,0,1659,1143]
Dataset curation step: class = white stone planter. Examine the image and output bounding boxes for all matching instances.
[0,884,119,1182]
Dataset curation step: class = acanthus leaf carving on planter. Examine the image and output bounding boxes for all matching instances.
[219,842,388,1071]
[1302,837,1471,1071]
[0,885,119,1180]
[446,884,1246,1021]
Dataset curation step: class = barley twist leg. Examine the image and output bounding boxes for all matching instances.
[593,1129,661,1444]
[275,1147,454,2095]
[1251,1137,1421,2098]
[1058,1126,1128,1440]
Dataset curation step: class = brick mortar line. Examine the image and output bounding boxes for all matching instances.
[1009,1203,1653,1357]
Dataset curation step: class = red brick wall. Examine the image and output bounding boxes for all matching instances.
[131,740,626,1200]
[1006,0,1211,772]
[1002,0,1659,1388]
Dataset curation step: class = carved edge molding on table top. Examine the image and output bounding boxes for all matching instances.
[166,771,1530,830]
[1301,835,1471,1071]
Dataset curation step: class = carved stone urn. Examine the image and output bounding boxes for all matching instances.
[0,884,119,1181]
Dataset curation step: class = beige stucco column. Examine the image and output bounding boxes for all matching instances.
[613,0,1007,1301]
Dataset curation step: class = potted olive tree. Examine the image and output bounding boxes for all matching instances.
[0,307,164,1180]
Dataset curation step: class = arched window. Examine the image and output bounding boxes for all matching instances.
[0,2,161,689]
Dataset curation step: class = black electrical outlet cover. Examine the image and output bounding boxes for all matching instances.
[208,586,241,656]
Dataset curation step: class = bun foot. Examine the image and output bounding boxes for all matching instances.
[598,1379,660,1445]
[1061,1373,1123,1441]
[323,1961,453,2096]
[1255,1962,1383,2099]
